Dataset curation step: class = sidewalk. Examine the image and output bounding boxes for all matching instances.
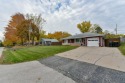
[0,61,75,83]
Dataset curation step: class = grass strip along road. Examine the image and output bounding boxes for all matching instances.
[119,43,125,55]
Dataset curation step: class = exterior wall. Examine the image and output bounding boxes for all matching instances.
[62,38,85,46]
[99,36,105,47]
[69,43,81,46]
[100,37,105,47]
[62,39,69,45]
[62,36,105,47]
[42,41,51,46]
[85,38,87,46]
[99,36,101,46]
[62,43,70,45]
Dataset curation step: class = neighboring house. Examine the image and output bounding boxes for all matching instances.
[62,32,105,47]
[40,38,59,46]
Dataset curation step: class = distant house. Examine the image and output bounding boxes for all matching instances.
[40,38,59,46]
[62,32,105,47]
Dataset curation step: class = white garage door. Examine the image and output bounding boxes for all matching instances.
[87,38,99,46]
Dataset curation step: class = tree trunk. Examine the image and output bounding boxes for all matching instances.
[32,36,35,45]
[21,38,24,45]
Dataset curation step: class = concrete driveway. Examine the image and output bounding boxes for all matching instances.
[0,61,75,83]
[56,47,125,72]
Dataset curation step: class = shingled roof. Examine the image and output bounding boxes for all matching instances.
[62,32,105,40]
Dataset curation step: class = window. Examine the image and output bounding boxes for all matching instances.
[88,40,98,41]
[64,40,68,43]
[76,39,82,42]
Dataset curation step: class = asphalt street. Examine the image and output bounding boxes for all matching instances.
[39,56,125,83]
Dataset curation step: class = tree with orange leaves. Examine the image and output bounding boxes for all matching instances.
[47,31,71,41]
[4,13,25,46]
[4,13,45,46]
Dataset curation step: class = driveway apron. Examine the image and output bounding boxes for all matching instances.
[56,47,125,72]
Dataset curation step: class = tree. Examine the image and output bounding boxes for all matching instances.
[105,33,125,39]
[47,31,71,41]
[4,13,25,46]
[4,13,44,46]
[77,21,92,33]
[26,14,45,42]
[103,30,110,34]
[95,24,103,33]
[89,24,103,33]
[30,22,39,45]
[40,30,47,38]
[16,20,39,45]
[0,40,3,47]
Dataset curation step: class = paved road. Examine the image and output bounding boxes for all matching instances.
[39,56,125,83]
[0,61,75,83]
[56,47,125,72]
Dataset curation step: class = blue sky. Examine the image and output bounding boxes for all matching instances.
[0,0,125,40]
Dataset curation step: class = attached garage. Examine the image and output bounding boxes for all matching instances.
[87,37,99,47]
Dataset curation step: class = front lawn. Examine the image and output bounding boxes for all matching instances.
[0,46,78,64]
[118,43,125,55]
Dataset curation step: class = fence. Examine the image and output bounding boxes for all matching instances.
[51,42,62,45]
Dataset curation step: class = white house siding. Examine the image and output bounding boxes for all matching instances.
[62,39,79,46]
[70,43,81,46]
[100,37,103,46]
[98,36,105,47]
[62,40,69,45]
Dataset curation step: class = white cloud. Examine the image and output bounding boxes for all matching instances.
[0,0,125,40]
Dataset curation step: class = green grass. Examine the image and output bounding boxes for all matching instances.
[0,46,78,64]
[118,43,125,55]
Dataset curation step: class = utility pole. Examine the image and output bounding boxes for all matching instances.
[29,19,32,45]
[115,24,117,35]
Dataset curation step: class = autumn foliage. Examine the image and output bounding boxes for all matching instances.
[4,13,44,46]
[77,21,92,33]
[47,31,71,41]
[4,13,25,46]
[3,13,71,46]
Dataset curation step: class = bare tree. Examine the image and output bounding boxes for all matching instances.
[26,14,46,44]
